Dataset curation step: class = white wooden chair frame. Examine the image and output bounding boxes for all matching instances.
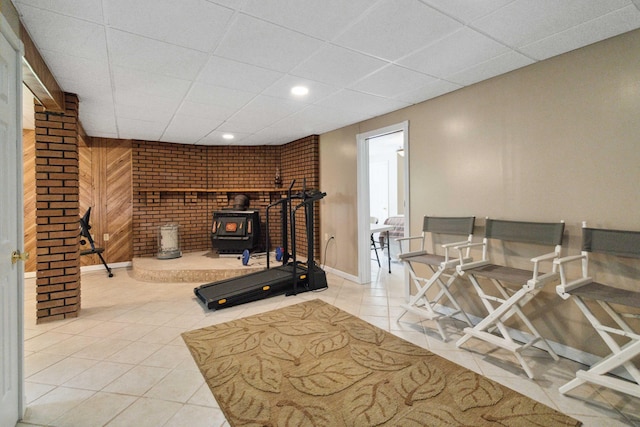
[454,219,564,379]
[555,223,640,398]
[396,216,475,341]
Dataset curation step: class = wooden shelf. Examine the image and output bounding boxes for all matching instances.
[138,188,286,193]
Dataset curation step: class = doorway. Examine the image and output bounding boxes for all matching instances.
[356,121,409,284]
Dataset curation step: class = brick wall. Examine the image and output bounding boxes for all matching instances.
[131,136,321,260]
[34,94,81,323]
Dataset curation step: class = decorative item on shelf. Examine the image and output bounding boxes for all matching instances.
[157,223,181,259]
[274,167,282,188]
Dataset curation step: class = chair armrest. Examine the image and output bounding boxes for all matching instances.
[530,251,558,263]
[396,235,423,255]
[553,254,586,266]
[453,242,486,272]
[552,253,590,298]
[441,239,472,249]
[395,236,423,242]
[441,239,473,264]
[529,250,560,283]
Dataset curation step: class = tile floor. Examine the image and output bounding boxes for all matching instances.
[18,259,640,426]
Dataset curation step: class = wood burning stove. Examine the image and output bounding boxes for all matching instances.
[211,210,261,254]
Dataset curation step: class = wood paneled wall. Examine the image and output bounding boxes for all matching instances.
[78,137,133,266]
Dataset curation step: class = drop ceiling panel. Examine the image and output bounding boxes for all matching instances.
[472,0,633,48]
[392,79,462,104]
[198,130,252,146]
[161,115,223,144]
[241,0,376,40]
[116,117,166,141]
[399,27,511,78]
[421,0,515,24]
[14,0,105,23]
[107,30,209,80]
[350,65,438,98]
[174,101,238,122]
[112,67,192,100]
[262,76,338,103]
[185,82,256,109]
[197,56,284,92]
[334,0,462,61]
[104,0,234,52]
[17,4,108,61]
[316,89,410,117]
[214,14,325,72]
[520,5,640,60]
[41,51,111,88]
[447,51,534,86]
[290,45,388,87]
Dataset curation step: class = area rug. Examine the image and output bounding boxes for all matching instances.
[182,299,580,426]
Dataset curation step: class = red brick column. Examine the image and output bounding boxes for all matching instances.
[34,94,81,323]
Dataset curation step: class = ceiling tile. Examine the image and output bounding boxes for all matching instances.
[472,0,632,47]
[198,130,252,146]
[227,95,301,127]
[197,56,284,92]
[15,0,105,23]
[315,89,410,117]
[446,51,535,86]
[108,30,209,80]
[241,0,375,40]
[112,66,192,100]
[399,27,511,78]
[334,0,462,61]
[104,0,234,52]
[81,111,118,135]
[41,51,111,89]
[16,4,108,61]
[290,45,388,86]
[421,0,514,23]
[185,82,257,109]
[214,14,325,72]
[350,65,437,98]
[262,76,338,103]
[114,91,181,123]
[161,115,223,144]
[520,5,640,60]
[174,101,237,122]
[116,117,166,141]
[392,79,462,104]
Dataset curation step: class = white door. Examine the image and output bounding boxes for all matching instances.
[0,16,24,426]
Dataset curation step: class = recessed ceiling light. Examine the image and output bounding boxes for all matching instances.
[222,133,234,140]
[291,86,309,96]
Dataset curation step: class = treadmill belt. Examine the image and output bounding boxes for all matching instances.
[194,265,307,310]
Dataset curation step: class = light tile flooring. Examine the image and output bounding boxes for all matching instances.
[18,260,640,426]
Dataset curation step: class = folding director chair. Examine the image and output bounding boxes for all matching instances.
[555,224,640,398]
[396,216,475,341]
[455,219,565,378]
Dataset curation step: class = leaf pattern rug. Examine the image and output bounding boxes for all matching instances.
[182,299,580,426]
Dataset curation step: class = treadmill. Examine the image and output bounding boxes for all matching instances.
[194,181,327,310]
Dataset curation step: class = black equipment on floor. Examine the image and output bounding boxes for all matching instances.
[79,207,113,277]
[194,180,327,310]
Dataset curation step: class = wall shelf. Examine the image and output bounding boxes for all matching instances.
[138,188,286,193]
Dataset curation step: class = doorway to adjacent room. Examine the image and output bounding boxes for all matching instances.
[356,121,409,285]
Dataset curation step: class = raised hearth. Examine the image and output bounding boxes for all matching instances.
[131,251,265,283]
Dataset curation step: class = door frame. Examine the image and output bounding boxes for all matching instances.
[0,11,25,425]
[356,121,409,284]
